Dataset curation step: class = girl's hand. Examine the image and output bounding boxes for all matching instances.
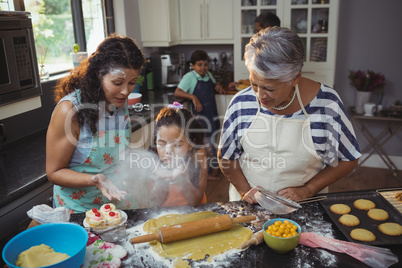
[91,174,127,201]
[164,165,187,183]
[192,96,203,112]
[242,187,259,204]
[154,165,186,182]
[171,165,186,178]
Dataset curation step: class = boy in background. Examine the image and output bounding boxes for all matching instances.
[228,11,281,91]
[175,50,225,179]
[254,11,281,32]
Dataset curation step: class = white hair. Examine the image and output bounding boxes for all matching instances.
[244,26,305,83]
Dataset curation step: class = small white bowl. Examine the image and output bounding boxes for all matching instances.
[128,93,142,105]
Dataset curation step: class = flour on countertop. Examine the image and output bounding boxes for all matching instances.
[118,208,251,267]
[115,202,338,267]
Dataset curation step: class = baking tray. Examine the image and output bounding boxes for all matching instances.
[320,191,402,245]
[376,188,402,214]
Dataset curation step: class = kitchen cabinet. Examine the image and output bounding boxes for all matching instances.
[179,0,234,44]
[234,0,339,87]
[0,181,53,242]
[138,0,180,47]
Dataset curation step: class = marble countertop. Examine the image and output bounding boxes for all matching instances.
[0,88,175,208]
[69,198,402,267]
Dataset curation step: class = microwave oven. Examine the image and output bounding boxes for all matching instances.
[0,11,41,106]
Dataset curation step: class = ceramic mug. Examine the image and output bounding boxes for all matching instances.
[364,102,376,116]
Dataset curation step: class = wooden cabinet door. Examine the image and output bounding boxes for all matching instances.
[205,0,233,40]
[179,0,204,41]
[139,0,180,47]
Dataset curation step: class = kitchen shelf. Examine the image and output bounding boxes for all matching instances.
[234,0,339,87]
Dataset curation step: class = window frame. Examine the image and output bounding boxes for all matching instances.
[14,0,115,75]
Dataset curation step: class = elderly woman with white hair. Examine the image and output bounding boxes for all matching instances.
[218,27,361,203]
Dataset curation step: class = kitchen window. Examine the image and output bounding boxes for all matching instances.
[4,0,114,75]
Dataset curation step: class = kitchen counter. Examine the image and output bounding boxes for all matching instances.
[0,88,175,209]
[69,193,402,267]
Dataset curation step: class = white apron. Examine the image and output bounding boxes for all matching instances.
[229,85,326,201]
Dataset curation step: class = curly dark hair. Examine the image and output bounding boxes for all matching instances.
[190,50,208,65]
[53,34,145,135]
[151,107,205,187]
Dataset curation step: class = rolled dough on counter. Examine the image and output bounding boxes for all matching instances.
[143,211,253,267]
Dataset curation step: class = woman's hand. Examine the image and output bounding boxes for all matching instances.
[192,96,203,112]
[277,186,311,201]
[242,187,259,204]
[228,82,237,91]
[91,174,127,201]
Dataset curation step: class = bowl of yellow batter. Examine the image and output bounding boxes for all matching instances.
[2,222,88,268]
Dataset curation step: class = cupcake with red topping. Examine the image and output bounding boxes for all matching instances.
[87,211,106,227]
[100,203,116,215]
[86,208,100,219]
[104,210,122,225]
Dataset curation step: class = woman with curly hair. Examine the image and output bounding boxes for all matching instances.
[46,34,145,213]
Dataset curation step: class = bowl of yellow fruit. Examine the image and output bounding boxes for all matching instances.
[235,79,251,91]
[263,218,301,253]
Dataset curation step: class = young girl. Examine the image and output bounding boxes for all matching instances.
[150,102,208,207]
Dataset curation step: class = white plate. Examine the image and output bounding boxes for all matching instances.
[83,209,127,232]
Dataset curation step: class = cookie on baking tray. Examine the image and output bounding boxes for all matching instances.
[378,222,402,236]
[395,192,402,201]
[367,208,389,221]
[350,228,376,242]
[330,204,351,215]
[338,214,360,227]
[353,199,376,210]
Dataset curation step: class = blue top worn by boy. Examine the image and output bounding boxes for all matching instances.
[175,50,225,138]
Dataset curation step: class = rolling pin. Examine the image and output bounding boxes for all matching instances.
[130,214,256,244]
[239,230,264,249]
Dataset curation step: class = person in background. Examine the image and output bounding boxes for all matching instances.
[46,34,145,213]
[149,103,208,207]
[254,11,281,32]
[228,11,281,91]
[218,27,361,203]
[174,50,225,179]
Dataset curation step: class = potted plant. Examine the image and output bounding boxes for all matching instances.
[349,70,385,114]
[70,43,88,68]
[133,75,144,93]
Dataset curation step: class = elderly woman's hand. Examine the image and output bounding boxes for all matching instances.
[277,186,311,201]
[91,174,127,201]
[242,187,259,204]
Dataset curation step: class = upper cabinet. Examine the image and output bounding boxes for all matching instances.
[234,0,339,87]
[179,0,234,44]
[138,0,180,47]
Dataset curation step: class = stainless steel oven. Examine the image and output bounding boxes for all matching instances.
[0,11,41,106]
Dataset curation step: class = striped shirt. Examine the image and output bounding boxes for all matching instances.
[219,84,361,166]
